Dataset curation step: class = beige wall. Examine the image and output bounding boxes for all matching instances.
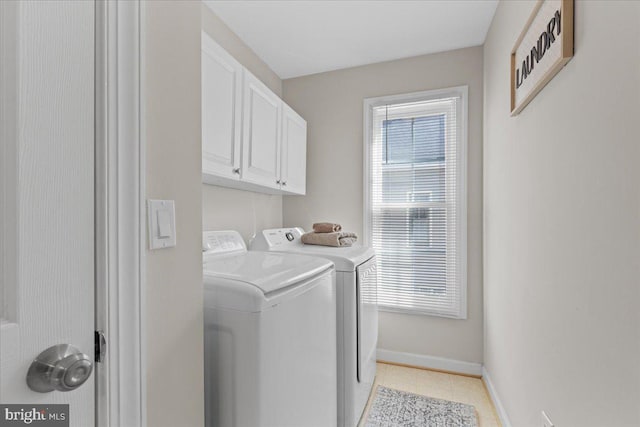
[144,2,204,427]
[483,1,640,426]
[283,47,484,363]
[201,4,283,242]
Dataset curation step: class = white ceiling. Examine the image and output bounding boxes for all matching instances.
[204,1,498,79]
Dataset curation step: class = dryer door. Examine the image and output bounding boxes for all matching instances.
[356,256,378,383]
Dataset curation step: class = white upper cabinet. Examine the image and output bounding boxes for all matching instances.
[201,32,242,181]
[280,103,307,195]
[241,72,282,190]
[201,32,307,195]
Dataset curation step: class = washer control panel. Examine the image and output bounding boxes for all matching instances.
[202,230,246,255]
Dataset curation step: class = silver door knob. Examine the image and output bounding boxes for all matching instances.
[26,344,93,393]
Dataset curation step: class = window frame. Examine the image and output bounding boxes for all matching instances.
[363,86,468,319]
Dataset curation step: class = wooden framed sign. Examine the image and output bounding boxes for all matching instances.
[510,0,574,115]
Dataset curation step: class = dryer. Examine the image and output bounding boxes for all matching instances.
[251,227,378,427]
[203,230,337,427]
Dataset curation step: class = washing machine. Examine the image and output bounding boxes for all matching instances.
[251,227,378,427]
[203,230,337,427]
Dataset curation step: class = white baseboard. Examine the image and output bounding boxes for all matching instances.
[482,367,512,427]
[376,348,483,376]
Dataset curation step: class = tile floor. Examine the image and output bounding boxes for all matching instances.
[358,362,501,427]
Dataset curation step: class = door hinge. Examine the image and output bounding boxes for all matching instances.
[95,330,107,363]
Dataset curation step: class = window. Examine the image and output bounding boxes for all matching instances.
[364,87,467,318]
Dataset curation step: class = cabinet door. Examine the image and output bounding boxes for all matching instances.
[201,32,242,180]
[281,103,307,195]
[241,71,282,189]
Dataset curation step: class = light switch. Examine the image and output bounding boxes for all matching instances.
[148,199,176,249]
[157,210,172,238]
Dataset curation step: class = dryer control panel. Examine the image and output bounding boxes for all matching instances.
[251,228,304,250]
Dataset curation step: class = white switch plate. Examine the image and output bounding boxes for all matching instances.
[147,199,176,250]
[542,411,554,427]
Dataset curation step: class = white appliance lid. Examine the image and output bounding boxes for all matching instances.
[203,250,333,295]
[251,228,375,271]
[277,244,374,272]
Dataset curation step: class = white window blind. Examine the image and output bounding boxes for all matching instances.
[364,87,467,318]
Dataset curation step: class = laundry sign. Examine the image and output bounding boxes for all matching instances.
[510,0,574,115]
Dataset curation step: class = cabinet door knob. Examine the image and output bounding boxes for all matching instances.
[276,180,281,184]
[232,168,240,174]
[282,181,287,186]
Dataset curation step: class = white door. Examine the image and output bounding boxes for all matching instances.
[241,71,281,190]
[0,1,96,426]
[280,103,307,195]
[201,32,243,181]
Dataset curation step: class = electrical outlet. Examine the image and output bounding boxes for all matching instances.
[542,411,554,427]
